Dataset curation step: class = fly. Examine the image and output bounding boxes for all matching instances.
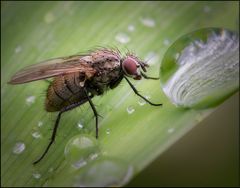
[8,48,162,164]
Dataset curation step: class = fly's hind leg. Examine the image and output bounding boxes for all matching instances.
[33,98,90,165]
[83,88,100,139]
[124,76,162,106]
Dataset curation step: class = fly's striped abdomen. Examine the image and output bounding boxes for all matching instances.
[45,73,87,112]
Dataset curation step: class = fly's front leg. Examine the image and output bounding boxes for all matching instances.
[141,71,159,80]
[83,88,100,139]
[124,76,162,106]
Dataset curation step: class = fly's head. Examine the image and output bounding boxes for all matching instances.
[121,55,149,80]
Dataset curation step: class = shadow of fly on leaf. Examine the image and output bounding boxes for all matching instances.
[8,47,162,165]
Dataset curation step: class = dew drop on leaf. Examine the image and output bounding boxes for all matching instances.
[12,142,25,154]
[26,96,36,106]
[140,17,155,27]
[32,172,41,179]
[64,134,100,169]
[106,128,111,135]
[127,106,135,114]
[160,28,239,108]
[115,33,130,44]
[73,157,134,187]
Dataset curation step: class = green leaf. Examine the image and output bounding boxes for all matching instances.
[1,1,239,187]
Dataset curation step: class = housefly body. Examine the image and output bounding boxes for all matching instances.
[9,48,162,164]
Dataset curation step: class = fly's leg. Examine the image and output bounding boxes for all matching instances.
[33,98,90,165]
[83,88,99,139]
[124,76,162,106]
[140,72,159,80]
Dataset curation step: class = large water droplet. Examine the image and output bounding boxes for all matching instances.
[115,33,130,44]
[127,106,135,114]
[73,157,134,187]
[12,142,25,154]
[64,134,100,169]
[160,28,239,108]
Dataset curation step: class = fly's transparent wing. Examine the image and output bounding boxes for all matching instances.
[8,55,96,84]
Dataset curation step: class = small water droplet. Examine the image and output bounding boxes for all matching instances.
[138,98,146,106]
[203,5,211,13]
[163,38,170,46]
[128,24,135,32]
[167,128,175,134]
[140,17,155,27]
[26,96,36,106]
[12,142,25,154]
[64,134,100,169]
[77,121,84,129]
[32,172,41,179]
[115,33,130,44]
[32,131,42,139]
[89,153,99,160]
[106,128,111,135]
[15,45,22,53]
[127,106,135,114]
[38,121,43,127]
[44,12,55,24]
[48,167,54,173]
[73,157,134,187]
[145,95,151,100]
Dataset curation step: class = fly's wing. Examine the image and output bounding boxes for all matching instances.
[8,55,96,84]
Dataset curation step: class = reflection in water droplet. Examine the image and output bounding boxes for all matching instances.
[26,96,36,106]
[12,142,25,154]
[128,24,135,32]
[38,121,43,127]
[15,45,22,53]
[167,128,175,134]
[33,172,41,179]
[138,98,146,106]
[73,157,134,187]
[127,106,135,114]
[64,134,100,169]
[32,131,42,139]
[115,33,130,44]
[175,53,180,60]
[140,17,155,27]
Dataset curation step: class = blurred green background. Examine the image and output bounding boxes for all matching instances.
[1,1,239,187]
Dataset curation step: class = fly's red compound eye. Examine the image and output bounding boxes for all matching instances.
[122,57,138,76]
